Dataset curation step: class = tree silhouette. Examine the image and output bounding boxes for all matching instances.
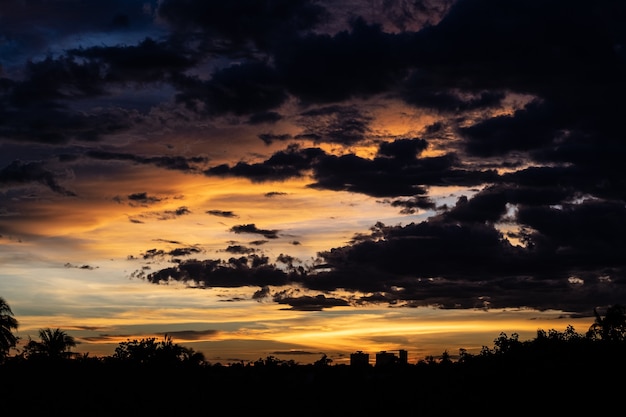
[586,304,626,342]
[314,353,332,367]
[0,297,19,362]
[24,328,77,359]
[112,335,204,366]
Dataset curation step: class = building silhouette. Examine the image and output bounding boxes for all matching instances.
[350,350,370,367]
[350,349,408,367]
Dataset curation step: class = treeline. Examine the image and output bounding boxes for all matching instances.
[1,299,625,415]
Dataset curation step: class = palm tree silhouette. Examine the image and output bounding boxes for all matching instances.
[25,328,77,359]
[587,304,626,342]
[0,297,19,362]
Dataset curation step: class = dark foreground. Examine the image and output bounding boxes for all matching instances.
[2,348,623,417]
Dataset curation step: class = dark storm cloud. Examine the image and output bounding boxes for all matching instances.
[172,62,288,115]
[0,100,131,145]
[411,0,626,162]
[305,212,626,312]
[87,150,207,172]
[230,224,280,239]
[378,0,456,31]
[459,100,561,157]
[273,291,351,311]
[5,0,626,317]
[205,145,325,182]
[248,111,283,125]
[516,200,626,263]
[70,38,197,84]
[502,165,626,203]
[387,196,436,214]
[157,0,328,51]
[10,56,106,104]
[205,139,498,198]
[402,72,506,113]
[141,255,294,288]
[0,2,166,144]
[0,0,160,69]
[378,138,428,159]
[296,105,373,145]
[274,17,410,103]
[413,0,626,96]
[0,160,76,196]
[140,195,626,314]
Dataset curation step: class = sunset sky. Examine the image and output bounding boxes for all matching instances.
[1,0,625,365]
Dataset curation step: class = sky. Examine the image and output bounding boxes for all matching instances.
[1,0,625,365]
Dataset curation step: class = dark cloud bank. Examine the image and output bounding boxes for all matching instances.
[3,0,626,316]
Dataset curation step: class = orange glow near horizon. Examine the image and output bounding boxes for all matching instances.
[10,294,596,364]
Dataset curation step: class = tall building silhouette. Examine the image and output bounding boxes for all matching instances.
[375,349,409,367]
[350,351,370,367]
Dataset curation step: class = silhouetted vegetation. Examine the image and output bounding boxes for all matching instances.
[0,296,18,362]
[2,301,626,415]
[22,327,77,359]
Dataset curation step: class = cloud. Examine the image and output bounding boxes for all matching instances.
[274,17,409,103]
[265,192,287,198]
[126,192,163,206]
[459,100,560,157]
[248,111,283,125]
[64,263,97,270]
[205,145,325,182]
[87,150,207,172]
[205,140,499,198]
[258,133,292,145]
[225,245,257,255]
[273,291,351,311]
[128,206,192,223]
[296,105,373,145]
[207,210,238,218]
[0,56,135,144]
[134,0,626,315]
[139,246,202,260]
[157,0,328,51]
[172,62,288,115]
[4,0,626,320]
[302,197,626,312]
[230,224,280,239]
[386,196,436,214]
[157,329,219,340]
[0,0,161,71]
[0,160,76,196]
[0,100,131,145]
[70,38,197,84]
[161,206,191,219]
[141,255,294,288]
